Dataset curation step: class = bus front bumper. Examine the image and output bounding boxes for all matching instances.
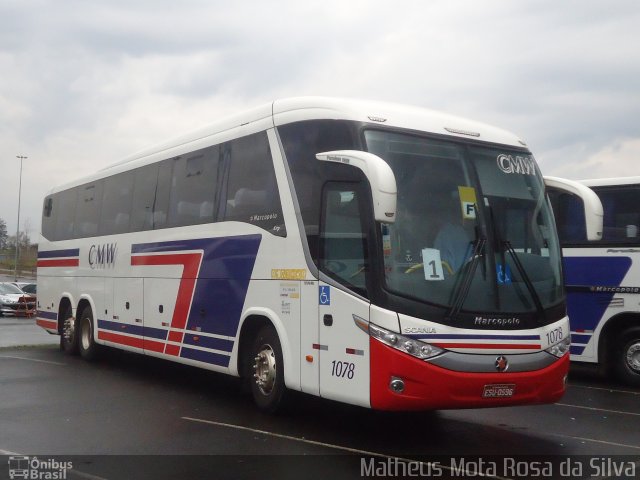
[370,339,569,411]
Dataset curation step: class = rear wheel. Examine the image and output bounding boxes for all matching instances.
[613,327,640,387]
[79,308,100,361]
[248,325,287,413]
[60,305,78,355]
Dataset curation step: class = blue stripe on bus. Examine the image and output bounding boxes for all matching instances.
[38,248,80,259]
[143,326,169,341]
[571,334,592,344]
[570,345,586,355]
[180,347,231,367]
[98,319,145,337]
[132,235,262,338]
[182,334,234,352]
[563,256,632,333]
[37,311,58,320]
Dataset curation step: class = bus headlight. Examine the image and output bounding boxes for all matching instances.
[355,318,444,361]
[545,337,570,358]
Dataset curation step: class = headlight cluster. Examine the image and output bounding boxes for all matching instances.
[354,316,444,361]
[545,336,571,358]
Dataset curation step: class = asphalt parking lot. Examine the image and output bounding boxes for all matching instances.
[1,317,639,479]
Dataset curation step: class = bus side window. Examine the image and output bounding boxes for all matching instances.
[74,182,103,238]
[100,172,134,235]
[548,189,587,244]
[319,182,368,297]
[595,186,640,243]
[152,160,173,230]
[167,146,219,228]
[131,163,160,232]
[42,196,55,240]
[222,132,286,237]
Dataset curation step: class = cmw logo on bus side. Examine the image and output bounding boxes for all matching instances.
[88,243,117,269]
[497,154,536,176]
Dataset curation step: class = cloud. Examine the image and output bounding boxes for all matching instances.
[545,137,640,180]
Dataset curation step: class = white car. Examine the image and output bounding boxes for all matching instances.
[0,282,36,316]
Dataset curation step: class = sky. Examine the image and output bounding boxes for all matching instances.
[1,0,639,239]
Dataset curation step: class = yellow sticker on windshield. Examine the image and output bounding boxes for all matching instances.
[458,186,477,220]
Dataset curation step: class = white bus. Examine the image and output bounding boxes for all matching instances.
[548,176,640,386]
[37,97,596,411]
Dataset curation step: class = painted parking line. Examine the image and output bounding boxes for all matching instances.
[548,433,640,452]
[181,416,513,480]
[555,403,640,418]
[569,384,640,396]
[0,355,66,366]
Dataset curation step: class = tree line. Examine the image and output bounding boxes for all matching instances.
[0,217,37,274]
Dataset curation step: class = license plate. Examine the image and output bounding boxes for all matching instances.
[482,384,516,398]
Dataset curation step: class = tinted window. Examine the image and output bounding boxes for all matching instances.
[279,120,361,257]
[548,189,587,244]
[223,132,285,236]
[130,163,160,232]
[594,186,640,244]
[167,146,219,227]
[320,183,368,297]
[100,172,134,235]
[74,182,103,238]
[42,196,54,240]
[55,188,78,240]
[153,160,173,230]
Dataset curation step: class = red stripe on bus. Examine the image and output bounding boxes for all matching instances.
[98,330,144,349]
[143,339,166,353]
[36,319,58,330]
[37,259,79,267]
[131,252,202,356]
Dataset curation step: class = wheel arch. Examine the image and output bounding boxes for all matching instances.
[598,311,640,368]
[235,308,298,390]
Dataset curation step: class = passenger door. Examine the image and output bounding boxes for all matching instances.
[317,182,371,407]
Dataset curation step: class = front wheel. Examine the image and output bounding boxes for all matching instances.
[248,325,287,413]
[613,327,640,387]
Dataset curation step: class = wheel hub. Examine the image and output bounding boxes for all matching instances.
[63,317,75,342]
[253,344,276,395]
[626,341,640,373]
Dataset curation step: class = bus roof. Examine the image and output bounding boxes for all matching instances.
[580,176,640,188]
[48,97,528,194]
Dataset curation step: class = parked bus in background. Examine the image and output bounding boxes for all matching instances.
[548,176,640,386]
[37,97,599,412]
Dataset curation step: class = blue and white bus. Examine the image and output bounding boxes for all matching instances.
[37,97,598,411]
[548,176,640,386]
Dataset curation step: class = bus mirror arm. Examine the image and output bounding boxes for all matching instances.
[544,176,604,241]
[316,150,397,223]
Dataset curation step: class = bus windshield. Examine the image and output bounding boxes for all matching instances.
[365,130,563,317]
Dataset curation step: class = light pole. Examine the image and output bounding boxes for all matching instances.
[14,155,27,282]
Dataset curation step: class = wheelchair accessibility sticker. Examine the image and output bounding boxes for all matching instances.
[319,286,331,305]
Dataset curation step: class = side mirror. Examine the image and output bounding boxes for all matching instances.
[316,150,397,223]
[544,176,603,241]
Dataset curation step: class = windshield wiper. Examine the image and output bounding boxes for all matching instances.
[445,233,486,322]
[503,240,546,321]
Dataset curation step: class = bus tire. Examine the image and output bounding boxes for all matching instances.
[248,325,287,413]
[79,308,100,361]
[60,305,79,355]
[613,327,640,387]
